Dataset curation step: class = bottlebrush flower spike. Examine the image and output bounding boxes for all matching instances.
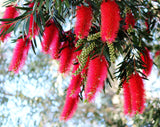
[123,81,132,115]
[101,0,120,43]
[59,46,74,73]
[9,37,31,73]
[74,5,93,39]
[124,11,136,30]
[85,56,108,102]
[41,22,58,54]
[67,64,82,98]
[129,73,145,115]
[60,94,79,121]
[0,5,18,42]
[50,25,60,59]
[141,47,153,76]
[155,50,160,57]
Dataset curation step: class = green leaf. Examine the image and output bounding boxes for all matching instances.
[26,17,30,35]
[46,0,49,12]
[15,6,31,11]
[14,20,22,34]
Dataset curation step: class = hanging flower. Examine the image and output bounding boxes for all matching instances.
[67,64,82,98]
[100,0,120,43]
[141,47,153,76]
[41,22,58,54]
[129,73,145,115]
[85,56,108,102]
[74,5,93,39]
[155,50,160,57]
[123,81,132,115]
[9,37,31,73]
[50,25,60,59]
[60,94,79,121]
[124,11,136,30]
[145,20,149,32]
[0,5,18,42]
[59,46,74,73]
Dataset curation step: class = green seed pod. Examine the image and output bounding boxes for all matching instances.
[87,32,100,41]
[75,39,84,48]
[107,42,115,63]
[74,42,96,75]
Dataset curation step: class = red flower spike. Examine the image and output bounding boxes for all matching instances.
[85,56,108,102]
[50,25,60,59]
[123,81,132,115]
[155,50,160,57]
[124,11,136,30]
[60,95,79,121]
[9,37,31,73]
[101,0,120,43]
[141,47,153,76]
[67,64,82,98]
[129,73,145,115]
[0,5,18,42]
[59,46,74,73]
[41,23,57,54]
[74,5,93,39]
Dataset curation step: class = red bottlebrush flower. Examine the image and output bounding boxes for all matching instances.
[50,25,60,59]
[28,14,38,38]
[145,21,149,31]
[85,56,108,102]
[100,0,121,43]
[67,64,82,98]
[60,95,79,121]
[123,81,132,115]
[141,47,153,76]
[59,46,74,73]
[74,5,93,39]
[124,11,136,30]
[41,23,58,54]
[129,73,145,115]
[0,5,18,41]
[155,50,160,57]
[9,37,31,73]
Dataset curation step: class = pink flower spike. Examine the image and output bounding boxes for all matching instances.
[129,73,145,115]
[101,0,120,43]
[0,5,18,42]
[155,50,160,57]
[50,25,60,59]
[141,47,153,76]
[59,46,74,73]
[85,56,108,102]
[123,81,132,115]
[60,95,79,121]
[41,23,57,54]
[74,5,93,39]
[67,64,82,98]
[124,11,136,30]
[9,37,31,73]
